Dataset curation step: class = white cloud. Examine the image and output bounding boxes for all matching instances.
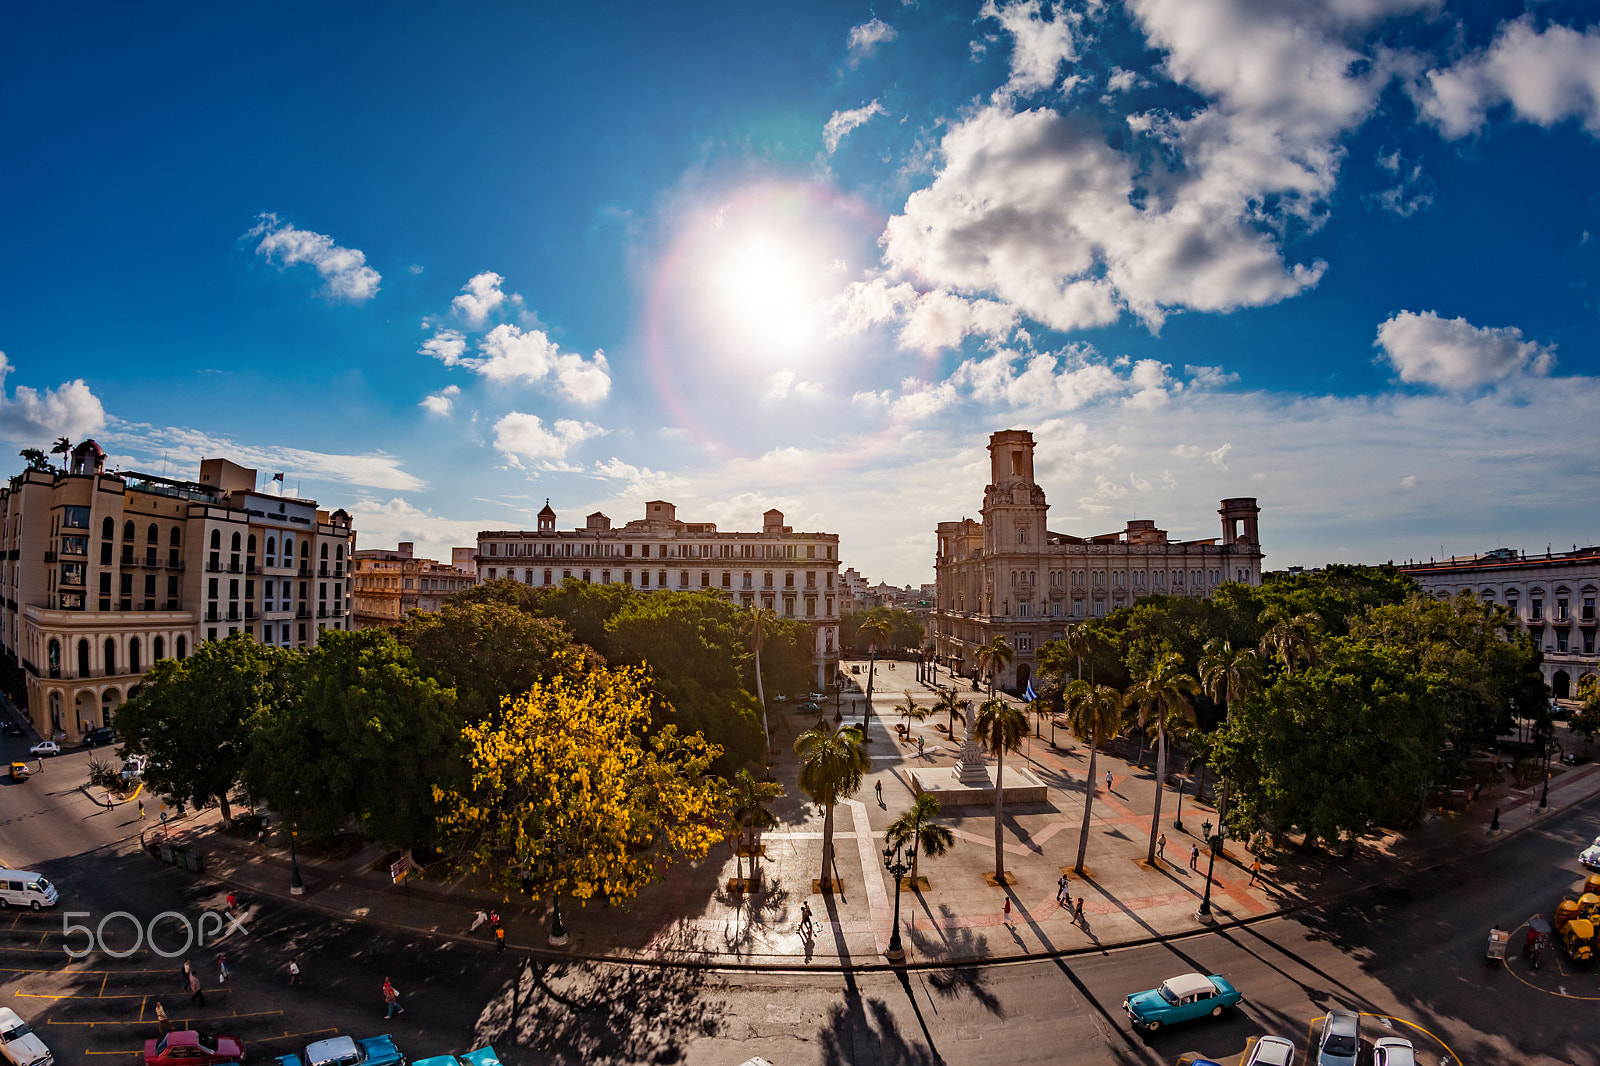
[824,100,887,153]
[419,329,468,367]
[468,324,612,404]
[451,271,520,328]
[1366,150,1435,217]
[248,213,381,304]
[764,369,826,402]
[981,0,1087,98]
[846,18,897,65]
[1105,66,1139,96]
[1375,310,1556,390]
[346,495,486,558]
[1184,364,1239,388]
[590,457,687,494]
[950,345,1185,412]
[492,413,606,467]
[102,422,425,492]
[0,353,107,443]
[419,385,460,416]
[1418,16,1600,139]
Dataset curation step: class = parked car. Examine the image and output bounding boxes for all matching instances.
[0,722,22,737]
[26,742,58,758]
[1315,1009,1361,1066]
[1580,835,1600,870]
[1243,1035,1297,1066]
[1123,973,1242,1032]
[145,1030,244,1065]
[1174,1056,1224,1066]
[0,1006,53,1066]
[412,1048,503,1066]
[796,701,824,713]
[1372,1036,1416,1066]
[120,756,147,782]
[276,1034,404,1066]
[9,763,30,782]
[81,727,114,748]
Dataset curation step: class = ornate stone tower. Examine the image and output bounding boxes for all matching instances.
[981,430,1048,555]
[1219,498,1260,547]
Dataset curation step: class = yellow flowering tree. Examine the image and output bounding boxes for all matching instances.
[435,664,730,905]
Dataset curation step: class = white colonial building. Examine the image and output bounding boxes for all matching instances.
[476,501,842,688]
[933,429,1264,694]
[1400,547,1599,702]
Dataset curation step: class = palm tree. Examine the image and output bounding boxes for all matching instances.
[1063,679,1124,875]
[857,610,894,738]
[1127,651,1199,865]
[744,605,778,753]
[1197,638,1263,833]
[1061,622,1098,683]
[18,448,50,473]
[731,768,783,883]
[50,437,72,471]
[885,793,954,885]
[975,635,1015,697]
[973,697,1029,880]
[1258,606,1320,676]
[894,691,932,731]
[794,721,869,887]
[935,687,969,738]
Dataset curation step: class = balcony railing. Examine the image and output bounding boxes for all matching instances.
[167,559,186,570]
[43,551,56,562]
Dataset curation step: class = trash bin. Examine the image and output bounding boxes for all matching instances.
[159,845,174,864]
[185,851,203,873]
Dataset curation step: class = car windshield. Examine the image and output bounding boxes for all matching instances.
[1158,984,1180,1004]
[1325,1035,1357,1055]
[28,878,50,894]
[1,1019,31,1040]
[195,1032,218,1052]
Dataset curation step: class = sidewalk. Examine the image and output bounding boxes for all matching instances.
[145,675,1600,972]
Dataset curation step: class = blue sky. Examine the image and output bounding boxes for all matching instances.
[4,1,1599,585]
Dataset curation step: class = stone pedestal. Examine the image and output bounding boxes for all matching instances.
[910,765,1049,807]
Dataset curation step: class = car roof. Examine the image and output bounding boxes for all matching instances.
[1325,1009,1360,1033]
[306,1035,359,1056]
[1251,1035,1296,1064]
[0,1006,24,1024]
[1162,973,1219,997]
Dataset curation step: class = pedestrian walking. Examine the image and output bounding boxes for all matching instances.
[256,827,266,847]
[495,925,506,952]
[469,908,489,934]
[519,866,533,896]
[138,799,145,818]
[287,958,302,987]
[383,977,404,1018]
[36,757,43,773]
[1074,896,1086,925]
[1248,857,1263,886]
[181,958,192,991]
[155,1001,169,1032]
[799,900,814,937]
[225,892,238,914]
[1157,833,1167,861]
[217,954,229,986]
[874,780,883,805]
[1189,843,1199,870]
[489,909,501,928]
[188,972,205,1006]
[1003,897,1012,924]
[1104,769,1112,792]
[917,735,925,755]
[1056,874,1069,905]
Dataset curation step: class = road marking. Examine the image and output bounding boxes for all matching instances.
[1357,1013,1463,1066]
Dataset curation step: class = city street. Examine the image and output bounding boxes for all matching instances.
[3,729,1599,1065]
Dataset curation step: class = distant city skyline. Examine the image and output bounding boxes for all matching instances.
[3,1,1598,586]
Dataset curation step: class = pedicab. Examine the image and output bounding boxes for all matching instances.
[1578,893,1600,920]
[1485,925,1510,962]
[1554,900,1596,961]
[1586,875,1600,897]
[1524,917,1553,969]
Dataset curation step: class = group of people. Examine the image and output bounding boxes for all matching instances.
[157,954,229,1025]
[1054,876,1088,925]
[470,908,508,950]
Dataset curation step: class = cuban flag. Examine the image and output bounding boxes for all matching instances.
[1024,678,1037,702]
[272,472,285,482]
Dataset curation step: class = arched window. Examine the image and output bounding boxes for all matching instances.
[128,638,141,674]
[169,527,181,546]
[147,523,159,543]
[266,536,276,556]
[321,543,329,559]
[247,534,257,553]
[176,635,187,659]
[79,640,92,677]
[284,538,294,561]
[231,531,241,551]
[124,520,136,541]
[210,529,222,549]
[336,544,345,560]
[153,635,165,660]
[104,638,115,675]
[102,517,114,540]
[48,639,61,678]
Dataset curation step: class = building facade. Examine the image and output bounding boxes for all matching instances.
[0,445,356,742]
[352,542,476,628]
[1399,547,1599,701]
[933,429,1264,693]
[477,501,842,688]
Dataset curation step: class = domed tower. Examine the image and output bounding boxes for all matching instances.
[537,500,556,533]
[69,439,106,476]
[981,430,1047,554]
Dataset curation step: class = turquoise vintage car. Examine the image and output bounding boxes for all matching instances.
[412,1049,503,1066]
[1123,972,1242,1032]
[276,1033,403,1066]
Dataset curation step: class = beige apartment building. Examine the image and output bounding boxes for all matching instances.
[933,429,1264,693]
[477,501,842,688]
[1400,547,1598,702]
[352,541,476,628]
[0,443,355,741]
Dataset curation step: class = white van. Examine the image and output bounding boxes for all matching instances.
[0,871,57,910]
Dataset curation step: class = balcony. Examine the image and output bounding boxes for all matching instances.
[166,559,186,571]
[205,561,221,573]
[296,607,310,619]
[142,554,161,568]
[43,551,56,562]
[245,606,257,620]
[246,561,259,574]
[299,564,311,577]
[205,608,220,623]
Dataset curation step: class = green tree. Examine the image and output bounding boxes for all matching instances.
[730,768,783,882]
[856,609,894,738]
[1127,651,1199,864]
[1197,638,1264,836]
[794,721,869,886]
[935,687,970,737]
[445,577,546,614]
[743,605,777,752]
[435,664,729,903]
[50,437,71,468]
[973,697,1029,880]
[893,691,932,730]
[1063,679,1124,875]
[400,601,591,724]
[116,634,296,827]
[976,635,1015,697]
[1259,606,1320,676]
[539,577,638,657]
[886,793,954,884]
[17,448,51,473]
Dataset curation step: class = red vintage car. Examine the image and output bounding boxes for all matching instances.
[145,1029,245,1064]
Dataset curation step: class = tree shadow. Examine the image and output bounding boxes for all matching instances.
[815,990,942,1066]
[713,877,793,958]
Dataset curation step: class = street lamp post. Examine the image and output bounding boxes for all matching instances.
[288,789,305,895]
[1540,739,1553,809]
[882,840,911,963]
[1194,819,1222,920]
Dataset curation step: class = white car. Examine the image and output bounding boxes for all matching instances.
[1244,1035,1297,1066]
[120,756,147,782]
[1580,836,1600,870]
[0,1006,53,1066]
[26,742,58,758]
[1372,1036,1416,1066]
